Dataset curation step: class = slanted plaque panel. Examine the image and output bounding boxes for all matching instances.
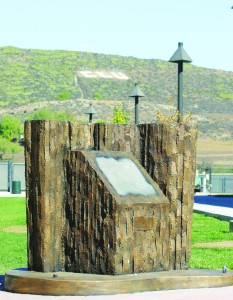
[64,150,169,274]
[95,156,158,196]
[25,121,197,273]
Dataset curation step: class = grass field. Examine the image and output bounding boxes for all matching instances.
[0,197,27,274]
[0,197,233,274]
[190,214,233,270]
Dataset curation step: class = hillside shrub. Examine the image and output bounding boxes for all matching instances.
[0,116,23,141]
[112,106,130,124]
[26,109,75,121]
[0,137,23,154]
[56,91,70,100]
[156,96,192,124]
[93,92,101,100]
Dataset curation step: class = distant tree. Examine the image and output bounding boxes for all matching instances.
[55,111,75,121]
[0,136,23,154]
[26,109,54,120]
[26,109,75,121]
[112,106,130,124]
[0,116,23,141]
[93,92,101,100]
[197,159,213,173]
[56,91,70,100]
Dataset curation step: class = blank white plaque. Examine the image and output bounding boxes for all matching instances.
[96,156,157,196]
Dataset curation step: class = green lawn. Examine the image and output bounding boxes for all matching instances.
[191,213,233,244]
[0,197,27,274]
[190,213,233,270]
[0,198,232,274]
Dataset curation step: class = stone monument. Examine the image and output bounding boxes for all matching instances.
[5,121,233,295]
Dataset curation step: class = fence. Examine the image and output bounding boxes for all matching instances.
[1,162,232,194]
[211,175,233,193]
[196,174,233,194]
[0,161,25,191]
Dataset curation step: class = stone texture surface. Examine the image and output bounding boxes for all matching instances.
[25,121,197,273]
[64,150,169,274]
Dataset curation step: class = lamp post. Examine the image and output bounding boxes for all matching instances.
[85,104,97,123]
[129,83,145,124]
[169,42,192,122]
[205,167,212,193]
[8,160,12,192]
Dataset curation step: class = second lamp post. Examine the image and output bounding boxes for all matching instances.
[129,83,145,124]
[85,104,97,123]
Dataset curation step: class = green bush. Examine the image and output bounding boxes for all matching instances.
[93,92,101,100]
[56,91,70,100]
[112,106,130,124]
[0,116,23,141]
[26,109,75,121]
[0,136,23,154]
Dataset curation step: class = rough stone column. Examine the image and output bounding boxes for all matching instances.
[25,120,70,272]
[138,123,198,270]
[92,124,140,158]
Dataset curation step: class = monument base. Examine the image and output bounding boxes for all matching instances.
[4,269,233,296]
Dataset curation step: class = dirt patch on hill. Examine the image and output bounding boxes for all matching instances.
[1,226,27,234]
[194,241,233,248]
[197,139,233,166]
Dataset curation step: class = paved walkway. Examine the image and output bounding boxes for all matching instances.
[193,203,233,221]
[0,191,26,197]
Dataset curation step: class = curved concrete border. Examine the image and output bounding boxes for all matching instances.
[4,269,233,296]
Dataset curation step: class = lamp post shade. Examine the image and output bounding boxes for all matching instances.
[169,42,192,63]
[129,83,145,124]
[169,42,192,122]
[85,104,97,123]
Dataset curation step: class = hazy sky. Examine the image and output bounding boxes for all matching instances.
[0,0,233,71]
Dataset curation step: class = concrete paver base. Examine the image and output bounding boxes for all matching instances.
[1,286,233,300]
[4,269,233,296]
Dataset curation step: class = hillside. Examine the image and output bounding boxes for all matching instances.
[0,46,233,140]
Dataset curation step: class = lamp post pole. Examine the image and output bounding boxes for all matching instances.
[129,83,145,124]
[169,42,192,122]
[178,60,184,117]
[85,104,97,124]
[88,113,93,123]
[135,95,139,124]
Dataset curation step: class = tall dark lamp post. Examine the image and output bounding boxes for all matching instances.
[129,83,145,124]
[169,42,192,122]
[85,104,97,123]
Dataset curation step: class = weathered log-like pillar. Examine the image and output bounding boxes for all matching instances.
[138,123,197,269]
[25,121,70,272]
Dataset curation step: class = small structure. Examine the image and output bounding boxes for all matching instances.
[65,150,169,274]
